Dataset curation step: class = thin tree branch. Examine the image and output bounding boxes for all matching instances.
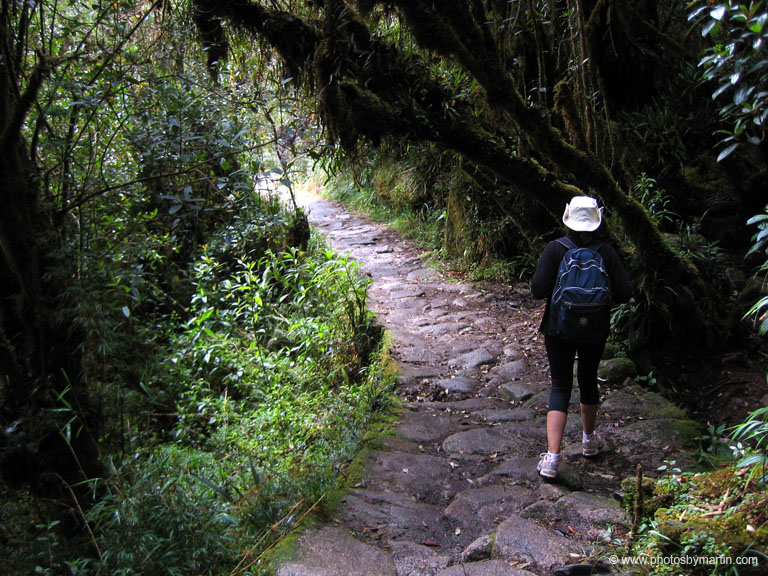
[56,140,276,217]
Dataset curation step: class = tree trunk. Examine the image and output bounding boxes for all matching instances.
[0,14,101,497]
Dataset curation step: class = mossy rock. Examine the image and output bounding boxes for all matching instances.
[671,419,704,448]
[634,465,768,572]
[602,384,687,420]
[598,357,637,383]
[622,418,702,450]
[653,505,768,562]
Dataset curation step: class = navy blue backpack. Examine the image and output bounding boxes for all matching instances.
[547,237,612,342]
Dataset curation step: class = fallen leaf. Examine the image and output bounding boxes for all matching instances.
[455,527,461,535]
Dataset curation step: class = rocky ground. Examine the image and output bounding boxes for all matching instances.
[271,190,766,576]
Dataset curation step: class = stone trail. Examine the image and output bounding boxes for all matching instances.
[273,191,697,576]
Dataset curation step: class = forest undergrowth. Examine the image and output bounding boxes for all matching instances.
[1,195,397,575]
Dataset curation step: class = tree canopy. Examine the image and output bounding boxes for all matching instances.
[191,0,752,364]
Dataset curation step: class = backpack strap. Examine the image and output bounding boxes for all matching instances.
[556,237,605,254]
[556,237,577,251]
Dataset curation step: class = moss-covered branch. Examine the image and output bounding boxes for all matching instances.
[191,0,726,352]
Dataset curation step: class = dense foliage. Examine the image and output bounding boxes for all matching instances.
[2,0,768,573]
[691,1,768,162]
[187,0,767,381]
[1,1,391,573]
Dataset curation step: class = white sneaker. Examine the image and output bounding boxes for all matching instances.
[537,453,559,478]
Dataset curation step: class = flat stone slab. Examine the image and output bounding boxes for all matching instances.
[555,491,628,528]
[340,490,449,544]
[436,376,477,394]
[390,541,451,576]
[437,560,537,576]
[620,418,700,449]
[452,348,497,369]
[475,407,536,423]
[386,328,431,348]
[422,322,472,336]
[276,526,396,576]
[359,450,462,502]
[396,361,443,381]
[488,360,527,380]
[443,427,527,457]
[498,381,543,402]
[495,420,547,441]
[396,408,465,444]
[390,289,426,299]
[492,515,581,570]
[381,296,424,310]
[396,345,441,363]
[444,484,539,531]
[600,384,686,419]
[407,267,440,281]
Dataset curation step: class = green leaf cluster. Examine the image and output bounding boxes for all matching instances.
[690,1,768,160]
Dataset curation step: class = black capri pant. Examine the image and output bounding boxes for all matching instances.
[545,334,606,412]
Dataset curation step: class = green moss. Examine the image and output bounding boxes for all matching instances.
[672,419,703,448]
[632,465,768,573]
[690,467,740,500]
[620,475,658,513]
[598,357,637,383]
[266,529,306,574]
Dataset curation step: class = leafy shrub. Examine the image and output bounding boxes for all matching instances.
[162,239,377,426]
[744,205,768,333]
[62,232,393,575]
[730,403,768,485]
[88,448,243,576]
[690,2,768,161]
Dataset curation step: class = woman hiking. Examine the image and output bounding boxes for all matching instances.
[531,196,632,479]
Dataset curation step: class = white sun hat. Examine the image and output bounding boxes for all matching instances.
[562,196,603,232]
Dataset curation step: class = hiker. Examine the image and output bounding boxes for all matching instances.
[531,196,632,479]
